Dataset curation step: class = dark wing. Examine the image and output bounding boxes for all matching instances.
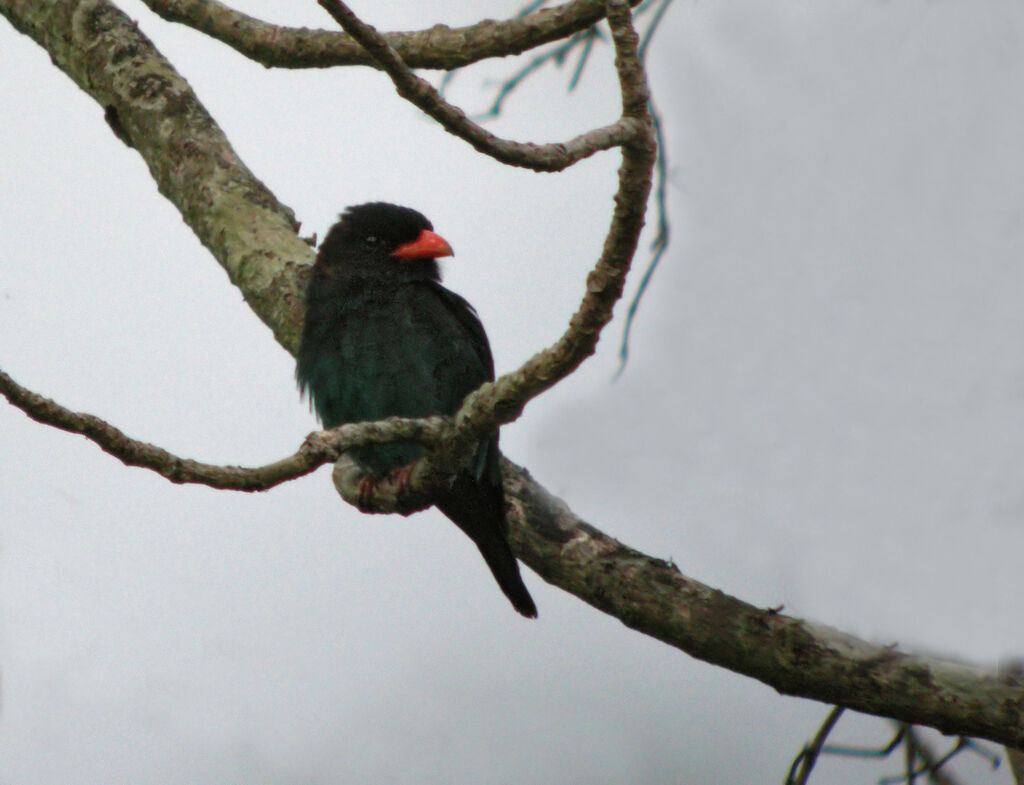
[298,278,497,473]
[419,288,536,617]
[414,281,503,484]
[420,281,495,383]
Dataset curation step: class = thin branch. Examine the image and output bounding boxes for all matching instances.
[809,720,1001,785]
[449,0,654,418]
[316,0,640,172]
[615,99,669,375]
[637,0,672,62]
[140,0,641,71]
[616,0,673,372]
[466,28,598,119]
[432,0,672,374]
[440,34,562,121]
[0,368,446,492]
[892,728,961,785]
[458,24,606,120]
[881,729,1000,785]
[330,0,655,509]
[787,707,846,785]
[821,725,907,761]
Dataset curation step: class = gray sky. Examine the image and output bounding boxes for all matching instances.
[2,2,1023,783]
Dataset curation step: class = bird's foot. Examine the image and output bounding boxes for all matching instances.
[354,464,417,513]
[390,463,416,494]
[357,474,380,511]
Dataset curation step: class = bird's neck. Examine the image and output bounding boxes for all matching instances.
[307,261,441,306]
[313,258,441,286]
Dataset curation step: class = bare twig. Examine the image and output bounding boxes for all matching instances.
[443,25,607,120]
[140,0,641,71]
[615,99,668,375]
[0,368,446,492]
[433,0,673,373]
[880,729,999,785]
[615,0,673,372]
[798,719,1001,785]
[787,707,846,785]
[316,0,640,172]
[453,0,654,409]
[895,727,961,785]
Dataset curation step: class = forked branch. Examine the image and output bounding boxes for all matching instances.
[316,0,643,171]
[140,0,641,71]
[0,368,444,492]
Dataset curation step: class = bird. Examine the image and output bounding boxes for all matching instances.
[296,202,537,618]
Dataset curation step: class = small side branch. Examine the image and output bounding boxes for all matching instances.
[448,0,655,433]
[0,368,445,492]
[141,0,640,71]
[787,707,846,785]
[316,0,639,172]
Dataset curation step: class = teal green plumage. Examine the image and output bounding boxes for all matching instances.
[296,203,536,618]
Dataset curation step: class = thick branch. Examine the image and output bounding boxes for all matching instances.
[316,0,638,172]
[0,0,314,353]
[502,459,1024,748]
[140,0,640,71]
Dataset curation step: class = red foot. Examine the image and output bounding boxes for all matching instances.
[357,475,378,510]
[391,463,415,494]
[356,464,416,512]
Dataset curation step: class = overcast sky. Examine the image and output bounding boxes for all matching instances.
[2,2,1023,783]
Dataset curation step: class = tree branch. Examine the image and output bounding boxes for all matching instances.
[316,0,640,172]
[503,457,1024,748]
[0,368,445,491]
[139,0,640,71]
[446,0,653,431]
[0,0,315,353]
[326,0,654,506]
[6,362,1024,748]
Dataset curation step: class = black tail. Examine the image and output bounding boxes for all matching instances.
[437,472,538,619]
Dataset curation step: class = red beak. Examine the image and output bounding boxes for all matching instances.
[393,229,454,261]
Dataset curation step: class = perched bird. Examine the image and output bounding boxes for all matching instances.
[296,202,537,618]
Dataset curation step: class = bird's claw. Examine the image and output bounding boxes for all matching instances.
[357,474,379,511]
[391,463,415,494]
[355,463,415,511]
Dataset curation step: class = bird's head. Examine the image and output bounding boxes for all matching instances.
[316,202,454,282]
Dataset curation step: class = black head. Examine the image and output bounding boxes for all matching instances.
[316,202,453,281]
